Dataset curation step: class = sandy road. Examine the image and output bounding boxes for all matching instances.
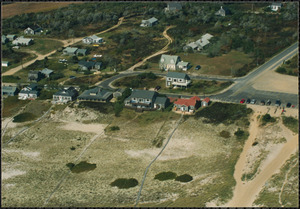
[2,17,125,76]
[225,113,298,207]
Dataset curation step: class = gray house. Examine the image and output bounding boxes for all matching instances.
[63,47,78,55]
[2,35,8,44]
[52,87,78,104]
[28,71,43,82]
[154,97,170,110]
[78,87,113,102]
[140,17,158,27]
[78,60,102,71]
[2,86,18,96]
[125,89,158,110]
[18,83,39,100]
[6,34,17,41]
[215,6,230,16]
[165,2,182,12]
[184,33,213,52]
[24,25,42,35]
[12,36,33,46]
[76,48,88,56]
[166,72,191,88]
[41,68,53,78]
[82,35,103,44]
[159,54,190,71]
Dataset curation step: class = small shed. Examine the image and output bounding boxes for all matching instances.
[2,61,10,67]
[202,97,210,107]
[41,68,54,78]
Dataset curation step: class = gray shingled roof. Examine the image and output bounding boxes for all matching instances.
[148,17,158,24]
[77,48,87,55]
[41,68,53,75]
[78,87,112,100]
[128,89,157,100]
[2,86,17,93]
[155,97,167,105]
[166,72,190,79]
[64,47,78,53]
[160,54,180,64]
[54,87,77,97]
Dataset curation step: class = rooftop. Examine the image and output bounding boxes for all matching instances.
[167,71,190,79]
[128,89,157,100]
[174,96,200,107]
[78,87,112,100]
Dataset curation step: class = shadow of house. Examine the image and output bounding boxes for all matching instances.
[28,71,43,82]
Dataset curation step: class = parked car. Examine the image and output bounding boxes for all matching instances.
[286,102,291,108]
[266,100,271,105]
[240,99,245,104]
[195,65,201,70]
[246,98,251,104]
[275,99,281,106]
[250,99,256,104]
[155,86,161,91]
[260,100,265,105]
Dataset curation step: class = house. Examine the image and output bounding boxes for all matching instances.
[63,47,78,56]
[165,2,182,12]
[184,33,214,51]
[78,60,102,71]
[154,97,170,110]
[2,86,18,96]
[174,96,201,113]
[28,70,43,82]
[159,54,190,71]
[166,72,191,88]
[18,83,39,100]
[76,48,88,56]
[124,89,158,110]
[215,6,230,16]
[24,25,42,35]
[78,87,113,102]
[82,35,103,44]
[270,2,282,11]
[2,61,10,67]
[12,36,33,46]
[140,17,158,27]
[201,97,210,107]
[41,68,54,78]
[6,34,17,41]
[2,35,8,44]
[52,87,78,104]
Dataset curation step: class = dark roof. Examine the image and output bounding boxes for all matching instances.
[54,87,78,97]
[19,89,38,95]
[155,97,168,105]
[166,72,190,80]
[128,89,157,100]
[28,70,41,75]
[28,25,41,31]
[167,2,182,10]
[28,83,38,90]
[271,2,282,6]
[78,87,112,100]
[77,48,87,54]
[2,86,17,93]
[78,60,101,68]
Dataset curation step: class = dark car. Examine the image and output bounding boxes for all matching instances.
[246,98,251,104]
[275,99,281,106]
[266,100,271,105]
[195,65,201,70]
[155,86,161,91]
[260,100,265,105]
[286,102,291,108]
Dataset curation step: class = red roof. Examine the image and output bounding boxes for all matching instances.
[174,96,200,107]
[168,97,179,103]
[203,97,210,103]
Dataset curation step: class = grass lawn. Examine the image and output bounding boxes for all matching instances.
[20,38,63,55]
[2,96,30,118]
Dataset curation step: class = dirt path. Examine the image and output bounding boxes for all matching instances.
[2,17,124,77]
[224,113,298,207]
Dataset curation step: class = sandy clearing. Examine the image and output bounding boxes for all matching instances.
[252,70,298,94]
[3,149,40,158]
[2,169,26,180]
[247,104,298,118]
[59,122,106,134]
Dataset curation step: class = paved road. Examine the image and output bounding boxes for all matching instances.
[98,42,298,107]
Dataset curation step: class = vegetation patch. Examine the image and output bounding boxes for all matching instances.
[110,178,138,189]
[109,126,120,131]
[154,171,177,181]
[175,174,193,182]
[194,102,253,125]
[261,113,276,125]
[13,112,37,122]
[234,128,249,141]
[152,136,164,148]
[282,116,298,133]
[66,161,96,173]
[78,101,114,114]
[275,55,298,76]
[219,130,231,138]
[2,96,30,117]
[2,75,21,83]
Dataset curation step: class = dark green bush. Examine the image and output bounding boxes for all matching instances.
[110,126,120,131]
[175,174,193,182]
[13,112,36,122]
[154,171,177,181]
[110,178,138,189]
[276,67,287,74]
[66,161,96,173]
[219,130,231,138]
[234,128,249,140]
[261,113,276,124]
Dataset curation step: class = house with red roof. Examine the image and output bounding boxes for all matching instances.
[202,97,210,107]
[173,96,201,113]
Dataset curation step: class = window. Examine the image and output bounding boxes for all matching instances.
[167,77,172,81]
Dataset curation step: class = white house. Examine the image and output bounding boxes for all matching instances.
[18,83,39,100]
[12,36,33,46]
[166,72,191,88]
[2,61,10,67]
[82,35,103,44]
[270,2,282,11]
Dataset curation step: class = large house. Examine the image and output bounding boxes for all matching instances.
[215,6,230,16]
[82,35,103,44]
[173,96,201,113]
[18,83,39,100]
[78,60,102,71]
[166,72,191,88]
[63,47,78,56]
[76,48,88,56]
[140,17,158,27]
[165,2,182,12]
[12,36,33,46]
[41,68,53,78]
[124,89,169,110]
[24,25,43,35]
[270,2,282,11]
[184,33,214,51]
[28,71,43,82]
[159,54,190,71]
[78,87,113,102]
[2,86,18,97]
[52,87,78,104]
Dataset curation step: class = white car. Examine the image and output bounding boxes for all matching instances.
[250,99,256,104]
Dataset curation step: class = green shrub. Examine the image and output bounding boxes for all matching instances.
[234,128,249,140]
[282,116,298,133]
[70,146,76,150]
[261,113,276,125]
[276,67,287,74]
[219,130,231,138]
[66,161,96,173]
[66,163,75,170]
[154,171,177,181]
[2,75,21,82]
[175,174,193,182]
[110,178,138,189]
[110,126,120,131]
[13,112,36,122]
